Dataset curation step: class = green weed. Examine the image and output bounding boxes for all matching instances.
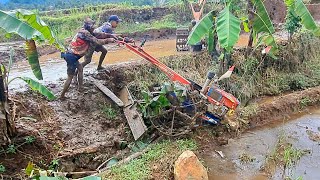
[265,134,308,171]
[283,145,304,168]
[300,97,313,108]
[239,153,256,163]
[102,105,118,119]
[25,136,36,144]
[0,164,5,173]
[48,159,60,170]
[285,176,304,180]
[103,139,197,180]
[6,144,17,154]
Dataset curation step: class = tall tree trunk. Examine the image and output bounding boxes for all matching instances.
[0,67,14,145]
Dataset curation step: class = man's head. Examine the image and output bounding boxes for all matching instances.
[83,17,96,32]
[108,15,121,28]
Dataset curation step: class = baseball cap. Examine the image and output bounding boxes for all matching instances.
[108,15,122,23]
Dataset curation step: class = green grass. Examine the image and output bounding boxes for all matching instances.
[102,139,197,180]
[101,105,118,119]
[299,97,313,108]
[266,134,308,170]
[283,145,304,168]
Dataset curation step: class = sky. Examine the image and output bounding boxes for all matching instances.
[0,0,9,4]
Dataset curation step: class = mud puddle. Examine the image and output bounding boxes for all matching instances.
[202,109,320,180]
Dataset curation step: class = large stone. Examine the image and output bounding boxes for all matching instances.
[174,150,209,180]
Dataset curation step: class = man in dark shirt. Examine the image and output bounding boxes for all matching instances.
[60,18,115,99]
[82,15,121,70]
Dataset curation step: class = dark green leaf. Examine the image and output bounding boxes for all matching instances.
[294,0,320,36]
[252,0,278,55]
[14,9,64,50]
[157,95,171,107]
[252,0,275,34]
[187,11,215,45]
[216,6,241,52]
[18,77,56,100]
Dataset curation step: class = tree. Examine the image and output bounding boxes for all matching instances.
[0,9,61,145]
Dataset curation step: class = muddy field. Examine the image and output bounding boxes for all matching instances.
[1,30,320,179]
[2,72,135,178]
[3,57,320,179]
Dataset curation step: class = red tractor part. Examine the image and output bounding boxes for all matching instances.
[117,39,240,120]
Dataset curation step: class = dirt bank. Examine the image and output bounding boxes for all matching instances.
[2,74,133,178]
[242,87,320,128]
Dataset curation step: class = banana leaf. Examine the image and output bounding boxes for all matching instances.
[0,10,42,40]
[0,10,66,80]
[26,40,42,80]
[294,0,320,36]
[12,77,56,101]
[13,9,64,50]
[216,6,241,52]
[252,0,275,34]
[0,10,43,80]
[187,11,215,45]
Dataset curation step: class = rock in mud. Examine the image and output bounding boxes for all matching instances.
[174,150,208,180]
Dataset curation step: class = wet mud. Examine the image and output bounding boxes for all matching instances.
[1,73,133,177]
[201,109,320,180]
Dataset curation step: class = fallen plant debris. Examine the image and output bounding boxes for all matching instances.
[306,130,320,142]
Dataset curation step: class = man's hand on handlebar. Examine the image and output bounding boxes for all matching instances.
[123,37,134,43]
[116,36,134,43]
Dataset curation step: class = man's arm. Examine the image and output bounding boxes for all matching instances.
[94,32,117,39]
[79,30,114,45]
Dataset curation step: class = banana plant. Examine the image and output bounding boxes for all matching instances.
[187,1,241,74]
[251,0,278,56]
[187,0,320,58]
[0,9,64,80]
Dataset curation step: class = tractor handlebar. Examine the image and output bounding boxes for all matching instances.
[116,34,149,48]
[140,35,150,47]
